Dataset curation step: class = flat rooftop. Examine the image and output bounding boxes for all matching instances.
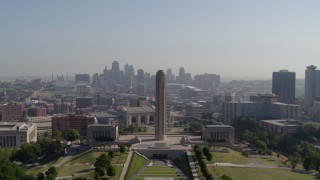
[261,119,299,126]
[205,125,233,128]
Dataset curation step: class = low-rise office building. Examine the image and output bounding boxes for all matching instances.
[0,123,37,147]
[87,124,119,146]
[260,119,300,135]
[223,94,301,124]
[203,125,234,145]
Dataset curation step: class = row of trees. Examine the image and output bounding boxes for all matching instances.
[119,125,147,134]
[194,145,232,180]
[194,145,214,180]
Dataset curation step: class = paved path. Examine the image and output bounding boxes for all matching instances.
[187,149,199,180]
[119,150,133,180]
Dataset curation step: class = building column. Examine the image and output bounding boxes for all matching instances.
[138,115,141,126]
[146,114,150,124]
[127,115,131,126]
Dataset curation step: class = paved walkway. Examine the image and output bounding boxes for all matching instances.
[187,149,199,180]
[119,150,133,180]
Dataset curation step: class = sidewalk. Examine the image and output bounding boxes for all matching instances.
[119,150,133,180]
[187,150,199,180]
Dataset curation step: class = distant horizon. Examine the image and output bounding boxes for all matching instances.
[0,74,306,83]
[1,1,320,79]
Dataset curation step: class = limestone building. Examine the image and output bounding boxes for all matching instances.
[0,123,37,147]
[87,124,119,146]
[203,125,234,145]
[155,70,167,140]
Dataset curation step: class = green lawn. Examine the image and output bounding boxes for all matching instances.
[57,165,123,180]
[256,157,286,167]
[57,164,92,177]
[125,154,149,180]
[209,149,251,164]
[172,153,193,179]
[67,151,128,165]
[67,151,104,165]
[25,156,64,175]
[210,167,319,180]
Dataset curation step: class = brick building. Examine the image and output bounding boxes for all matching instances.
[27,107,47,117]
[1,103,25,121]
[52,114,96,137]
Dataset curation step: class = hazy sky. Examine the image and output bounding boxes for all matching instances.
[1,1,319,79]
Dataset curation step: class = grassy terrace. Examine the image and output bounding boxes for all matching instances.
[66,151,128,165]
[136,166,184,180]
[56,151,128,178]
[125,154,148,180]
[210,167,319,180]
[25,156,65,175]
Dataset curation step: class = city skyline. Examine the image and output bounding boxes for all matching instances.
[1,1,320,78]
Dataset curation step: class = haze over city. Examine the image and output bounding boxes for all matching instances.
[1,1,320,79]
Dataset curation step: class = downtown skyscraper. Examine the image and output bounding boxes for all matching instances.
[272,70,296,104]
[305,65,320,112]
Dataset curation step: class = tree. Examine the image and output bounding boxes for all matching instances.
[0,161,27,180]
[37,172,45,180]
[206,174,214,180]
[0,148,12,162]
[206,153,213,161]
[55,130,64,141]
[288,156,300,169]
[126,143,132,149]
[255,140,267,151]
[219,174,232,180]
[94,153,111,177]
[94,171,100,180]
[46,166,58,177]
[63,129,80,142]
[95,154,111,169]
[303,156,313,172]
[266,149,272,156]
[95,166,105,177]
[119,145,125,153]
[12,142,41,163]
[203,146,210,157]
[109,151,114,158]
[232,117,259,138]
[107,165,116,177]
[242,151,249,157]
[45,175,56,180]
[188,121,203,134]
